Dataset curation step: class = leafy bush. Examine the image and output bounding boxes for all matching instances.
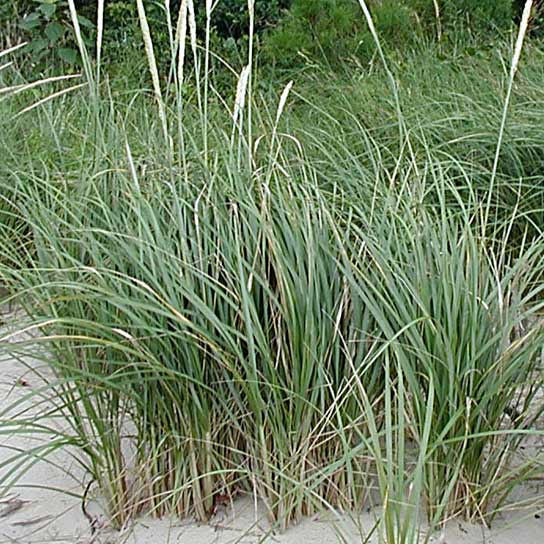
[2,1,541,74]
[263,0,418,67]
[195,0,292,39]
[1,0,96,66]
[514,0,544,35]
[438,0,513,38]
[261,0,540,68]
[107,1,293,69]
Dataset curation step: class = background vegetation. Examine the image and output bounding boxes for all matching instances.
[2,1,542,69]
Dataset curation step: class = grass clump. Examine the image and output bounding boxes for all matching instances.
[1,2,544,543]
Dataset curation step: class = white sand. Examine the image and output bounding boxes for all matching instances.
[1,311,543,543]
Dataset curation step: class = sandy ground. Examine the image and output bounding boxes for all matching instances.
[1,309,544,543]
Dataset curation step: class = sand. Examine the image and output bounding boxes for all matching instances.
[1,310,543,544]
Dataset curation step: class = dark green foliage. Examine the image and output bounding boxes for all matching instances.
[263,0,360,65]
[1,1,543,76]
[262,0,418,67]
[195,0,292,39]
[2,0,96,66]
[515,0,544,35]
[260,0,523,68]
[442,0,513,36]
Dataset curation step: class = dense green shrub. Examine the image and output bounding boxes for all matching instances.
[262,0,418,67]
[410,0,512,25]
[515,0,544,35]
[194,0,292,39]
[261,0,544,68]
[2,0,543,73]
[439,0,513,37]
[410,0,543,38]
[1,0,96,66]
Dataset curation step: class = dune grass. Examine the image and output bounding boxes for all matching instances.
[1,2,544,543]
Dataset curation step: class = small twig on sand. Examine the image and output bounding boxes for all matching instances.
[11,514,52,526]
[0,497,30,518]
